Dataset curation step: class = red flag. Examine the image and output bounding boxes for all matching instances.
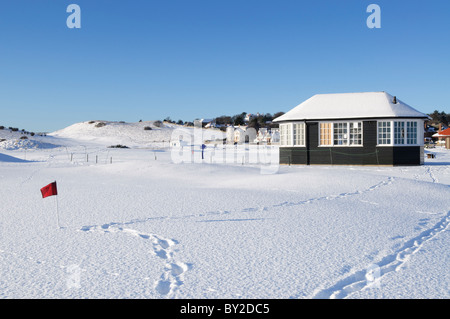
[41,182,58,198]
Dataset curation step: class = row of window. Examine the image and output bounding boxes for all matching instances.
[279,120,420,147]
[378,121,418,145]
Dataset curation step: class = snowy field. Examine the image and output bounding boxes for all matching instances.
[0,121,449,299]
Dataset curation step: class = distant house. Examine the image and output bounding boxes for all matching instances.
[225,126,258,144]
[432,127,450,149]
[254,128,280,144]
[255,128,269,143]
[273,92,430,165]
[233,127,246,144]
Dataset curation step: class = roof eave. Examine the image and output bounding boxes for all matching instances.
[273,116,429,123]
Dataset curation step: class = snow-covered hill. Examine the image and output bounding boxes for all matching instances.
[1,120,195,151]
[49,120,178,148]
[0,128,61,151]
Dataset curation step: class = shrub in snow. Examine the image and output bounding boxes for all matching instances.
[154,121,163,128]
[144,126,152,130]
[108,144,129,148]
[95,122,106,128]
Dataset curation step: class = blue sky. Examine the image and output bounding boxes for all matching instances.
[1,0,449,132]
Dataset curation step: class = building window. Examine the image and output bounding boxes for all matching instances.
[380,120,419,146]
[333,122,348,145]
[319,123,333,146]
[280,123,291,146]
[406,121,418,145]
[319,122,362,146]
[349,122,362,145]
[293,123,305,146]
[280,122,305,146]
[394,121,405,145]
[378,121,391,145]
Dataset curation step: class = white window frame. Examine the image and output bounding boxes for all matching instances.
[293,122,306,147]
[280,123,291,146]
[349,122,363,146]
[377,120,422,146]
[318,121,363,147]
[319,122,333,146]
[406,121,418,145]
[279,122,305,147]
[394,121,405,145]
[377,121,392,146]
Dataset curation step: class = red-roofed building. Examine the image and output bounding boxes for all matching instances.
[432,127,450,149]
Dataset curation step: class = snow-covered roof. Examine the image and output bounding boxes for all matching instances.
[432,127,450,137]
[273,92,429,122]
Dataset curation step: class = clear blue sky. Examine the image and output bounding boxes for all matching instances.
[1,0,449,132]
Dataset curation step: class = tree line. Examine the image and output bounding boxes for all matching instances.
[162,112,285,130]
[427,110,450,126]
[214,112,285,129]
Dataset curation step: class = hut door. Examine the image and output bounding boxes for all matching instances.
[306,123,311,165]
[305,122,319,165]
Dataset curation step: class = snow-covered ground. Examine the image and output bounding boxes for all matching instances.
[0,121,449,299]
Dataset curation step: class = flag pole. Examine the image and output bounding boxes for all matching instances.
[54,181,61,229]
[55,195,61,228]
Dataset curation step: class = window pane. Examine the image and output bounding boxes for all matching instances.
[334,122,348,145]
[378,121,391,145]
[407,121,417,144]
[319,123,332,146]
[287,124,292,145]
[293,123,305,146]
[280,124,286,145]
[349,122,362,145]
[394,121,405,145]
[280,124,292,146]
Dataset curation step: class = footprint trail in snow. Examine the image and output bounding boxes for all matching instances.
[79,223,190,297]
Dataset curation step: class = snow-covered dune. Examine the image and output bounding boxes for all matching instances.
[0,128,61,150]
[49,120,178,148]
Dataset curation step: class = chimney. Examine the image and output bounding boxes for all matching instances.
[439,123,442,133]
[392,96,397,104]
